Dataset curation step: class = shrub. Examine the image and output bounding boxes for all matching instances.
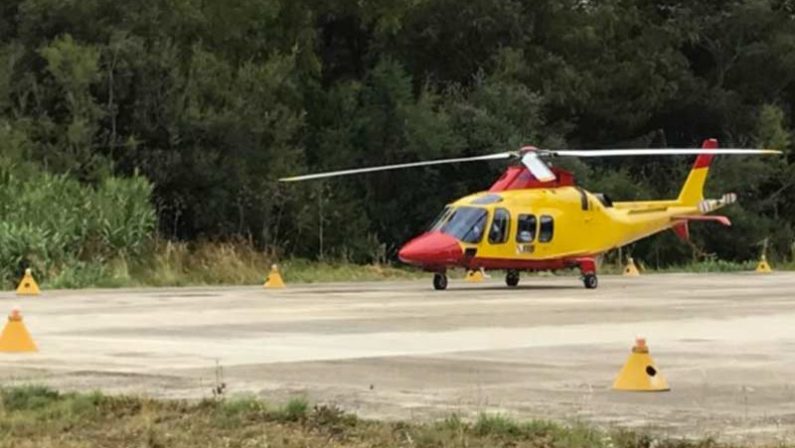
[0,165,155,285]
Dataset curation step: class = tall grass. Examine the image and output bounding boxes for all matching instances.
[6,236,790,290]
[26,239,422,289]
[0,161,419,289]
[127,240,421,287]
[0,165,155,287]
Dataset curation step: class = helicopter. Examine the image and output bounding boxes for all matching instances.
[281,139,780,290]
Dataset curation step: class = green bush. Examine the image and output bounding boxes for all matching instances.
[0,166,155,286]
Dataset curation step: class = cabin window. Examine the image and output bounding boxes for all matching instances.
[539,215,554,242]
[488,208,510,244]
[516,214,537,242]
[440,206,488,244]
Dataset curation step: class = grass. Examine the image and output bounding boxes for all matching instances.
[9,240,424,290]
[128,241,423,287]
[4,238,791,290]
[0,386,765,448]
[652,259,759,273]
[597,258,762,275]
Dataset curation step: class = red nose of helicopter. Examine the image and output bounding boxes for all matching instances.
[398,232,462,266]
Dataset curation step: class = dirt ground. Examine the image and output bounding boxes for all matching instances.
[1,273,794,445]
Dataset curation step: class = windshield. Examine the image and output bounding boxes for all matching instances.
[439,206,488,243]
[428,206,453,232]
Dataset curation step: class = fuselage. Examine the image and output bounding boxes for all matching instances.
[397,166,727,272]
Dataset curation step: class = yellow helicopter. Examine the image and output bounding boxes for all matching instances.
[281,139,780,290]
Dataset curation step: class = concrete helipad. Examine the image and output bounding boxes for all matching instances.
[1,273,795,444]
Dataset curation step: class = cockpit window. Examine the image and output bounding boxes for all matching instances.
[439,206,488,244]
[428,206,453,231]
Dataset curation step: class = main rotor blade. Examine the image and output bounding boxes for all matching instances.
[544,148,782,157]
[279,152,514,182]
[521,152,556,182]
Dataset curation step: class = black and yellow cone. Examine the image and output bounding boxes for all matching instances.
[612,337,669,392]
[16,268,40,296]
[623,257,640,277]
[755,254,772,273]
[264,264,285,289]
[0,308,38,353]
[465,269,484,282]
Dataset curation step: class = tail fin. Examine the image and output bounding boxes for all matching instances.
[677,138,717,205]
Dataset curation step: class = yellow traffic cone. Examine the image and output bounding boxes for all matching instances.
[16,268,40,296]
[264,264,285,289]
[0,308,38,353]
[465,269,484,282]
[612,337,669,392]
[756,254,772,273]
[623,257,640,277]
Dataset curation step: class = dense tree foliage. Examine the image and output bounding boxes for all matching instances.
[1,0,794,266]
